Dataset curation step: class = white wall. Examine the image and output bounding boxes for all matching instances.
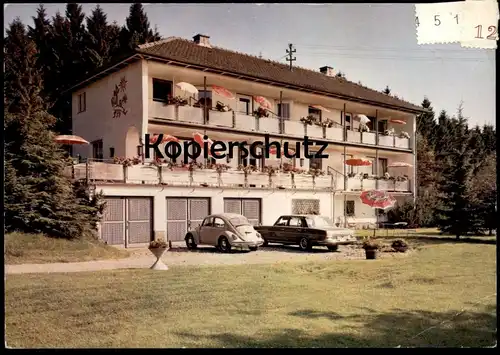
[96,184,333,232]
[72,60,145,160]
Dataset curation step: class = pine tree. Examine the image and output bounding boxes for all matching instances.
[382,85,391,95]
[85,5,113,68]
[120,3,161,51]
[435,105,478,238]
[469,154,497,235]
[4,19,101,239]
[416,97,437,147]
[65,3,89,84]
[27,5,52,100]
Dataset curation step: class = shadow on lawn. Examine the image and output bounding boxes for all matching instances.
[175,305,496,348]
[375,235,496,247]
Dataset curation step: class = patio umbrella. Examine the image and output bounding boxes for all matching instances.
[311,105,331,113]
[54,135,89,145]
[268,146,295,156]
[211,85,235,99]
[360,190,396,211]
[390,119,406,125]
[253,96,272,110]
[388,162,412,168]
[175,82,198,95]
[149,134,180,144]
[356,114,371,125]
[345,157,372,166]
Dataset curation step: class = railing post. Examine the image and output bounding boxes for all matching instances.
[232,111,236,128]
[123,165,128,183]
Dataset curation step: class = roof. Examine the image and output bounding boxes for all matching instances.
[136,37,425,113]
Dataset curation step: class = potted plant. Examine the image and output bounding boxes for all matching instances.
[399,131,410,139]
[300,115,316,126]
[148,237,169,270]
[320,118,335,128]
[362,240,380,259]
[253,107,269,119]
[237,164,257,187]
[263,166,280,187]
[166,95,188,106]
[391,239,408,253]
[215,101,232,112]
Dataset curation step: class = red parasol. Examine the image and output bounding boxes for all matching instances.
[390,119,406,125]
[149,134,180,144]
[211,85,235,99]
[253,96,272,110]
[360,190,396,210]
[345,158,372,166]
[268,146,295,156]
[388,162,412,168]
[54,135,89,145]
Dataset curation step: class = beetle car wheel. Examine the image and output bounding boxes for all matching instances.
[218,237,232,253]
[262,239,269,247]
[249,246,258,251]
[185,234,197,250]
[299,237,312,251]
[327,245,339,252]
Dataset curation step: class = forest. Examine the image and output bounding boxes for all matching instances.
[4,3,497,239]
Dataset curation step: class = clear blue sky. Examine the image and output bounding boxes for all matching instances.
[5,3,496,127]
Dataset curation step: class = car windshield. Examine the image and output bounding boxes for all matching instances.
[229,216,250,227]
[305,216,334,228]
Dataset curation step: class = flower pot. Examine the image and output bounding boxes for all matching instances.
[149,247,169,270]
[365,249,378,260]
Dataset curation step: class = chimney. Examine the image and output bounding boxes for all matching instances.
[320,66,335,77]
[193,34,211,48]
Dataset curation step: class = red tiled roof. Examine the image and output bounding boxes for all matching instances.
[136,37,424,113]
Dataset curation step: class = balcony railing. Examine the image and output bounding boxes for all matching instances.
[149,101,412,150]
[64,161,411,193]
[346,176,411,192]
[65,161,346,191]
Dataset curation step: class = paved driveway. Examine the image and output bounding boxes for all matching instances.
[5,244,410,274]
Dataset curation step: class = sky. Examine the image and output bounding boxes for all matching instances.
[4,3,496,127]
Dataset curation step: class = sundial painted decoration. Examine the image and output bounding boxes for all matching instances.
[111,77,128,118]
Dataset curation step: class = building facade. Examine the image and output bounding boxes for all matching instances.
[68,34,424,247]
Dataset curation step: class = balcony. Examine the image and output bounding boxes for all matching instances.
[346,176,411,192]
[149,101,412,150]
[65,161,347,191]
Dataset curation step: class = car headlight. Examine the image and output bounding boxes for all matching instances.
[256,232,262,239]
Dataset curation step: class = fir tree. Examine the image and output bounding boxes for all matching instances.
[4,19,101,239]
[120,3,161,51]
[416,97,437,147]
[435,105,477,238]
[65,3,89,84]
[85,5,113,68]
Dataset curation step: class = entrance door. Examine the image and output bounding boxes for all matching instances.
[223,198,261,225]
[166,197,211,241]
[101,197,153,246]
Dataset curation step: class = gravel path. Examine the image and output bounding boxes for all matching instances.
[5,244,412,275]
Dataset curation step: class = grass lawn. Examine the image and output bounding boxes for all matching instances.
[356,228,496,242]
[5,242,496,348]
[4,232,129,264]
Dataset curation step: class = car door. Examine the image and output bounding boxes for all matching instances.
[285,216,307,244]
[211,217,228,245]
[269,216,290,242]
[198,217,214,245]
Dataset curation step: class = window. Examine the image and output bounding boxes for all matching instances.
[378,158,388,176]
[277,103,290,120]
[343,154,354,175]
[109,147,115,158]
[92,140,103,161]
[367,156,376,175]
[78,92,86,113]
[378,120,387,133]
[237,96,251,115]
[152,79,173,102]
[288,217,304,227]
[345,200,355,216]
[309,151,323,170]
[345,113,352,130]
[202,217,213,227]
[308,106,322,122]
[213,218,225,228]
[275,216,289,226]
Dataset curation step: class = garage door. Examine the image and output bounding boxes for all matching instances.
[224,198,261,226]
[101,197,153,246]
[166,198,210,242]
